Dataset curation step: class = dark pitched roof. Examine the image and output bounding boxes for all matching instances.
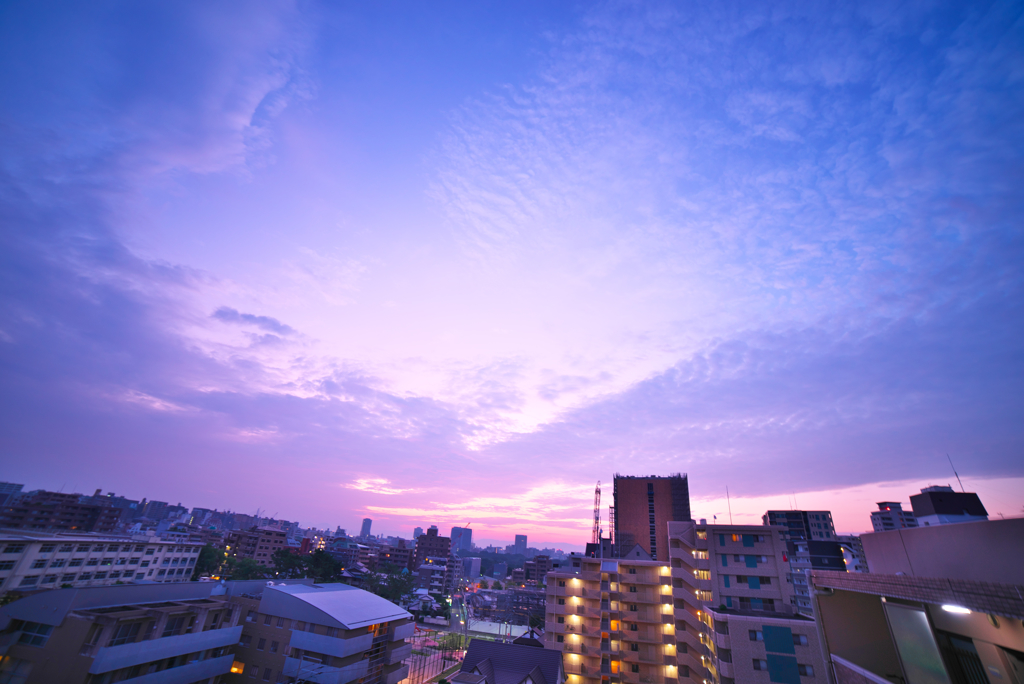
[513,627,545,648]
[460,640,563,684]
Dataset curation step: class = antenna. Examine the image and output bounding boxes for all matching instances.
[726,487,733,525]
[947,454,965,492]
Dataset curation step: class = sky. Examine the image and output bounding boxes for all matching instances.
[1,1,1022,551]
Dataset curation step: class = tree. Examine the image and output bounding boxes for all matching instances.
[226,557,270,581]
[363,564,415,605]
[271,548,308,579]
[491,580,502,590]
[478,579,489,590]
[191,544,222,580]
[306,550,341,582]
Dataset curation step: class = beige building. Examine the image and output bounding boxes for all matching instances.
[0,532,204,594]
[666,520,826,684]
[545,556,684,684]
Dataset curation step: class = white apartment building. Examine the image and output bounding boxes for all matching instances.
[0,532,202,593]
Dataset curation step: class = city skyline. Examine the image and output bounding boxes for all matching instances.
[2,2,1022,549]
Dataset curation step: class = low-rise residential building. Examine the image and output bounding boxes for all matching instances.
[909,485,989,527]
[0,581,244,683]
[0,490,122,534]
[225,528,288,568]
[230,581,413,684]
[0,532,204,593]
[453,639,564,684]
[836,535,866,573]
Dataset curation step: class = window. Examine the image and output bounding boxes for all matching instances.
[79,572,92,580]
[276,617,285,628]
[794,634,808,646]
[42,575,57,584]
[629,604,637,611]
[718,648,732,663]
[135,545,145,552]
[307,623,315,633]
[62,573,77,582]
[270,640,279,653]
[264,614,272,625]
[558,580,566,587]
[39,545,56,553]
[162,616,185,638]
[557,617,565,624]
[631,665,640,673]
[76,545,91,553]
[93,572,107,579]
[629,586,637,593]
[557,635,564,643]
[753,660,768,671]
[263,668,272,681]
[108,622,141,646]
[109,571,121,579]
[749,630,763,641]
[247,611,257,622]
[19,576,39,587]
[140,561,149,567]
[31,560,47,569]
[295,621,305,630]
[145,549,155,556]
[69,558,83,567]
[249,665,259,677]
[0,561,13,571]
[630,643,639,652]
[86,559,99,566]
[59,545,74,553]
[628,568,637,575]
[799,665,815,677]
[558,598,565,605]
[16,621,53,647]
[49,559,65,568]
[240,634,252,647]
[4,545,26,554]
[257,638,266,651]
[116,558,127,565]
[629,624,638,632]
[107,545,120,552]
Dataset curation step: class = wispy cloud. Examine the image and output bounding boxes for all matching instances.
[344,478,420,496]
[212,307,295,336]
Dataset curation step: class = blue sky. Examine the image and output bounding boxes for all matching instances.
[1,0,1022,547]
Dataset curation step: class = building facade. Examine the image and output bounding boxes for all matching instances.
[0,490,121,534]
[612,474,690,562]
[0,533,204,594]
[410,528,450,571]
[225,528,287,568]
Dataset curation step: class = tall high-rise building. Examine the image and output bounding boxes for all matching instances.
[450,526,472,551]
[514,534,527,555]
[413,526,423,539]
[612,473,691,561]
[360,517,373,538]
[909,485,988,526]
[870,502,917,532]
[762,510,835,540]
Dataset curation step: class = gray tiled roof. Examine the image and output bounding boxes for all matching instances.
[460,640,563,684]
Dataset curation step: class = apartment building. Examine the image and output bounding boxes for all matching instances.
[762,511,835,541]
[0,532,203,593]
[410,528,450,571]
[665,520,826,684]
[611,474,690,562]
[869,502,917,532]
[0,581,244,683]
[909,485,988,527]
[545,556,683,684]
[225,528,288,568]
[0,490,121,534]
[230,582,413,684]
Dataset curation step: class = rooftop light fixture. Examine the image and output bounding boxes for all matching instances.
[942,605,971,614]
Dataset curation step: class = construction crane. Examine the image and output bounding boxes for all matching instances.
[592,481,601,544]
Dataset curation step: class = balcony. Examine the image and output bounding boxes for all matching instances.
[388,642,413,663]
[88,626,242,675]
[393,622,415,641]
[283,656,368,684]
[289,630,373,661]
[386,664,410,684]
[111,654,235,684]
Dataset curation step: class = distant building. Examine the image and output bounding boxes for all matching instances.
[378,540,413,570]
[870,501,917,532]
[451,526,473,551]
[411,528,451,572]
[762,510,835,540]
[0,490,121,534]
[612,473,691,561]
[523,555,552,586]
[514,535,527,556]
[510,568,526,586]
[225,527,288,568]
[462,557,481,579]
[492,562,508,580]
[415,556,456,596]
[413,527,423,539]
[360,518,373,538]
[910,485,988,526]
[0,482,24,507]
[0,532,203,593]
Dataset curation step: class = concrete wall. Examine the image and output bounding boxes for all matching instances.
[814,589,902,682]
[861,518,1024,584]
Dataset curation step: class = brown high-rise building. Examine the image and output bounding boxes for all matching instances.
[410,527,450,570]
[612,474,690,561]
